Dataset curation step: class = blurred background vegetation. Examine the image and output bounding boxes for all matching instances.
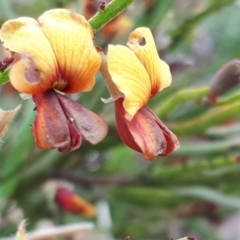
[1,0,240,239]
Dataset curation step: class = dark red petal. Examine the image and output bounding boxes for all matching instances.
[128,106,167,160]
[115,98,142,152]
[32,90,81,152]
[114,98,179,160]
[143,106,180,156]
[56,93,108,145]
[65,121,82,152]
[55,188,75,212]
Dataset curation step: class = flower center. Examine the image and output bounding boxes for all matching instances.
[53,79,68,91]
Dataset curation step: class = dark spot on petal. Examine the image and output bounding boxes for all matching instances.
[139,37,146,46]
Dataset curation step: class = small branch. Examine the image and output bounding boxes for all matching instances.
[155,87,209,119]
[54,171,138,186]
[89,0,135,32]
[54,157,240,188]
[168,100,240,135]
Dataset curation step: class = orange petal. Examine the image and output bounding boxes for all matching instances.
[55,188,96,217]
[38,9,101,93]
[127,27,172,96]
[0,17,58,93]
[108,45,151,120]
[9,58,51,94]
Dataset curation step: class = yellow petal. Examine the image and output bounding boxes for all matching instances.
[0,17,58,93]
[10,58,53,94]
[100,55,123,102]
[127,27,172,96]
[108,45,151,120]
[38,9,101,93]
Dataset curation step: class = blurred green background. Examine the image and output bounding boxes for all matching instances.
[1,0,240,239]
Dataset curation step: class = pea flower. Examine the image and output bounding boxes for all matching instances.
[0,9,108,152]
[55,187,96,217]
[101,27,179,160]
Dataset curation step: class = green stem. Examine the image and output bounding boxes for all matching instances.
[174,137,240,156]
[155,87,209,119]
[88,0,135,32]
[168,100,240,135]
[215,90,240,106]
[152,156,236,179]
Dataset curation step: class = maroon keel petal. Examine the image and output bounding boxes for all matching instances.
[56,93,108,145]
[32,90,81,152]
[115,99,142,152]
[142,106,180,156]
[114,98,179,160]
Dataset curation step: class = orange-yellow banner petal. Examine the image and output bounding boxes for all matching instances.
[0,17,58,93]
[108,45,151,120]
[127,27,172,96]
[38,9,101,93]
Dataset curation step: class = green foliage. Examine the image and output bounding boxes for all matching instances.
[1,0,240,239]
[0,69,10,87]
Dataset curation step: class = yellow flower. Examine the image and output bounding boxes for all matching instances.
[101,27,179,160]
[0,9,108,152]
[0,9,101,94]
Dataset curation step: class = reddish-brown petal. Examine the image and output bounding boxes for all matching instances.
[32,90,81,152]
[56,93,108,145]
[115,99,141,152]
[142,106,180,156]
[55,188,96,217]
[115,98,179,160]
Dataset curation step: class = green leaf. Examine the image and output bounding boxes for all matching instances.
[0,69,10,87]
[175,187,240,209]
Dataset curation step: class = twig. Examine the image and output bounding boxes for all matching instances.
[53,171,138,186]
